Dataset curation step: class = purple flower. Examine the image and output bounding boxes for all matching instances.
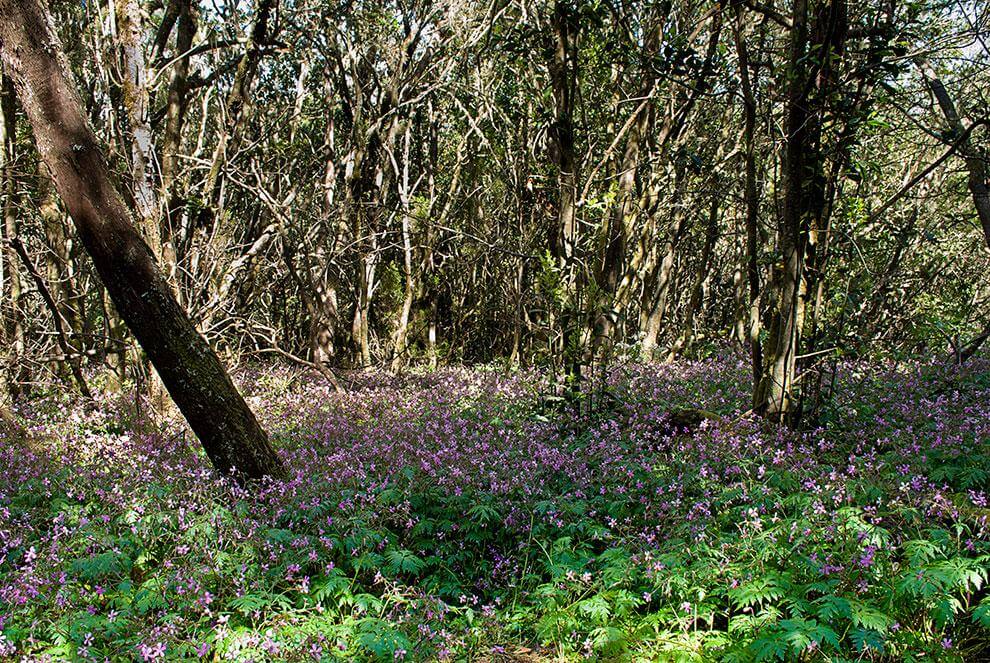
[138,642,167,661]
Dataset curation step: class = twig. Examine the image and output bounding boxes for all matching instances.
[8,237,92,398]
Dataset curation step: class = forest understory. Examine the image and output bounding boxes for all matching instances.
[2,354,990,661]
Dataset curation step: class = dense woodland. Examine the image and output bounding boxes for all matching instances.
[1,0,990,660]
[0,0,987,418]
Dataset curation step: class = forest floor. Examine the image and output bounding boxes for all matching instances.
[1,353,990,661]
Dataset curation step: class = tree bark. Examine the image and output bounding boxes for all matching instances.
[200,0,274,226]
[390,123,415,371]
[116,0,158,247]
[640,211,689,357]
[38,172,87,377]
[668,191,720,360]
[593,19,657,354]
[920,63,990,249]
[0,0,286,480]
[754,0,846,423]
[1,74,28,400]
[116,0,172,411]
[547,0,582,383]
[733,3,764,403]
[160,0,196,293]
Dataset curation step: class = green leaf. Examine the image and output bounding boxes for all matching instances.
[850,627,885,653]
[814,595,851,621]
[730,574,790,610]
[229,593,269,616]
[355,618,412,658]
[384,548,426,576]
[902,539,941,566]
[849,600,893,632]
[311,571,349,604]
[973,597,990,629]
[576,594,611,623]
[749,632,788,661]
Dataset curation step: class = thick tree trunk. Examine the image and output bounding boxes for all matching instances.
[0,0,286,480]
[755,0,812,422]
[754,0,846,424]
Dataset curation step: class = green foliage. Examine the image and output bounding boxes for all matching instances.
[4,362,990,660]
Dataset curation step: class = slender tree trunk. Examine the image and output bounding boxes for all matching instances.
[117,0,172,411]
[197,0,274,336]
[160,0,195,293]
[1,74,28,400]
[350,206,376,368]
[639,213,688,358]
[391,124,415,371]
[9,235,91,396]
[639,165,690,357]
[594,51,653,353]
[348,161,379,370]
[959,323,990,363]
[548,0,582,384]
[38,173,86,375]
[669,192,720,360]
[116,0,158,249]
[201,0,274,225]
[632,10,723,360]
[102,289,129,389]
[340,112,376,368]
[0,0,286,480]
[733,3,764,403]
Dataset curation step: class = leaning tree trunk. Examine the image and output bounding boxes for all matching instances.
[920,63,990,249]
[0,0,286,480]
